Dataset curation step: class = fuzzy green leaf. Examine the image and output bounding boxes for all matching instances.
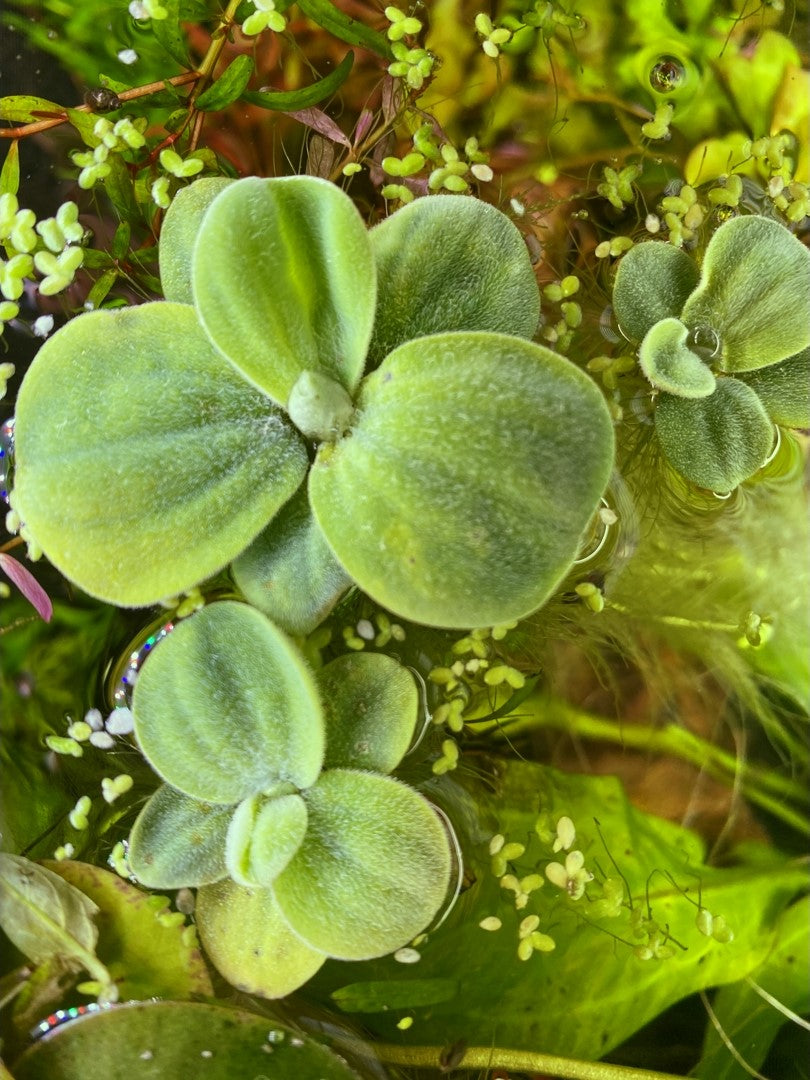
[128,785,232,889]
[639,316,717,397]
[310,332,615,628]
[192,176,376,406]
[612,240,700,342]
[0,855,111,992]
[13,303,308,607]
[133,601,325,803]
[194,55,254,111]
[45,860,213,1002]
[225,792,308,887]
[681,215,810,372]
[197,879,326,998]
[738,346,810,428]
[11,1001,361,1080]
[159,177,234,303]
[273,769,452,960]
[655,378,774,491]
[319,653,418,773]
[232,485,351,636]
[367,195,541,365]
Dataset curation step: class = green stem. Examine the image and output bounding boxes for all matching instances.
[489,696,810,836]
[365,1042,688,1080]
[190,0,243,95]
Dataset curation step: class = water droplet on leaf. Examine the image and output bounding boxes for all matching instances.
[649,55,685,94]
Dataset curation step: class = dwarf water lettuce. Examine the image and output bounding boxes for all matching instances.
[127,600,452,995]
[613,214,810,492]
[11,177,615,630]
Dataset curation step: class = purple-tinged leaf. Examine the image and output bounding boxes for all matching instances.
[285,107,352,147]
[0,552,53,621]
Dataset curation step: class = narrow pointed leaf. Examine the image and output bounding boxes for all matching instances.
[128,785,232,889]
[192,176,376,406]
[159,177,234,303]
[318,653,418,773]
[639,316,717,397]
[655,378,774,491]
[13,303,308,607]
[194,55,254,111]
[681,215,810,372]
[273,769,452,960]
[133,601,325,803]
[296,0,391,57]
[197,879,326,998]
[241,51,355,111]
[0,552,52,621]
[232,484,351,636]
[612,241,700,342]
[367,195,540,365]
[225,792,308,887]
[310,332,615,628]
[737,345,810,428]
[150,0,189,65]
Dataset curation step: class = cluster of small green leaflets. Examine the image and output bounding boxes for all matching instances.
[126,600,452,996]
[12,176,615,631]
[613,214,810,492]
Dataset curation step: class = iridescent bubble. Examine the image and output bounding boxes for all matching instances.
[0,416,15,504]
[107,617,176,709]
[649,55,686,94]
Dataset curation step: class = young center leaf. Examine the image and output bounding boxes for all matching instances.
[309,331,615,628]
[272,768,452,960]
[133,601,325,803]
[639,316,717,397]
[225,792,308,887]
[12,304,308,607]
[191,176,376,406]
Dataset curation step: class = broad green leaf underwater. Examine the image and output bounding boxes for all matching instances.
[12,177,615,629]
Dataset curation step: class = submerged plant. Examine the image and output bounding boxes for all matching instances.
[613,214,810,491]
[127,599,452,995]
[11,176,615,631]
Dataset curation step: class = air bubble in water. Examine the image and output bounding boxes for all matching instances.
[0,416,15,503]
[688,325,720,359]
[649,55,686,94]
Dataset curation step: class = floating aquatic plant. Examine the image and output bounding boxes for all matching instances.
[126,600,452,995]
[11,176,615,630]
[612,214,810,491]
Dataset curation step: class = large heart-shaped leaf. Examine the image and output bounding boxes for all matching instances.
[191,176,376,406]
[225,791,308,887]
[309,332,615,628]
[159,177,234,304]
[681,215,810,372]
[367,195,541,365]
[232,484,351,636]
[639,316,717,397]
[13,303,308,607]
[273,769,452,960]
[196,878,326,998]
[319,653,418,773]
[128,784,232,889]
[612,240,700,343]
[133,601,325,803]
[655,378,774,491]
[738,346,810,428]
